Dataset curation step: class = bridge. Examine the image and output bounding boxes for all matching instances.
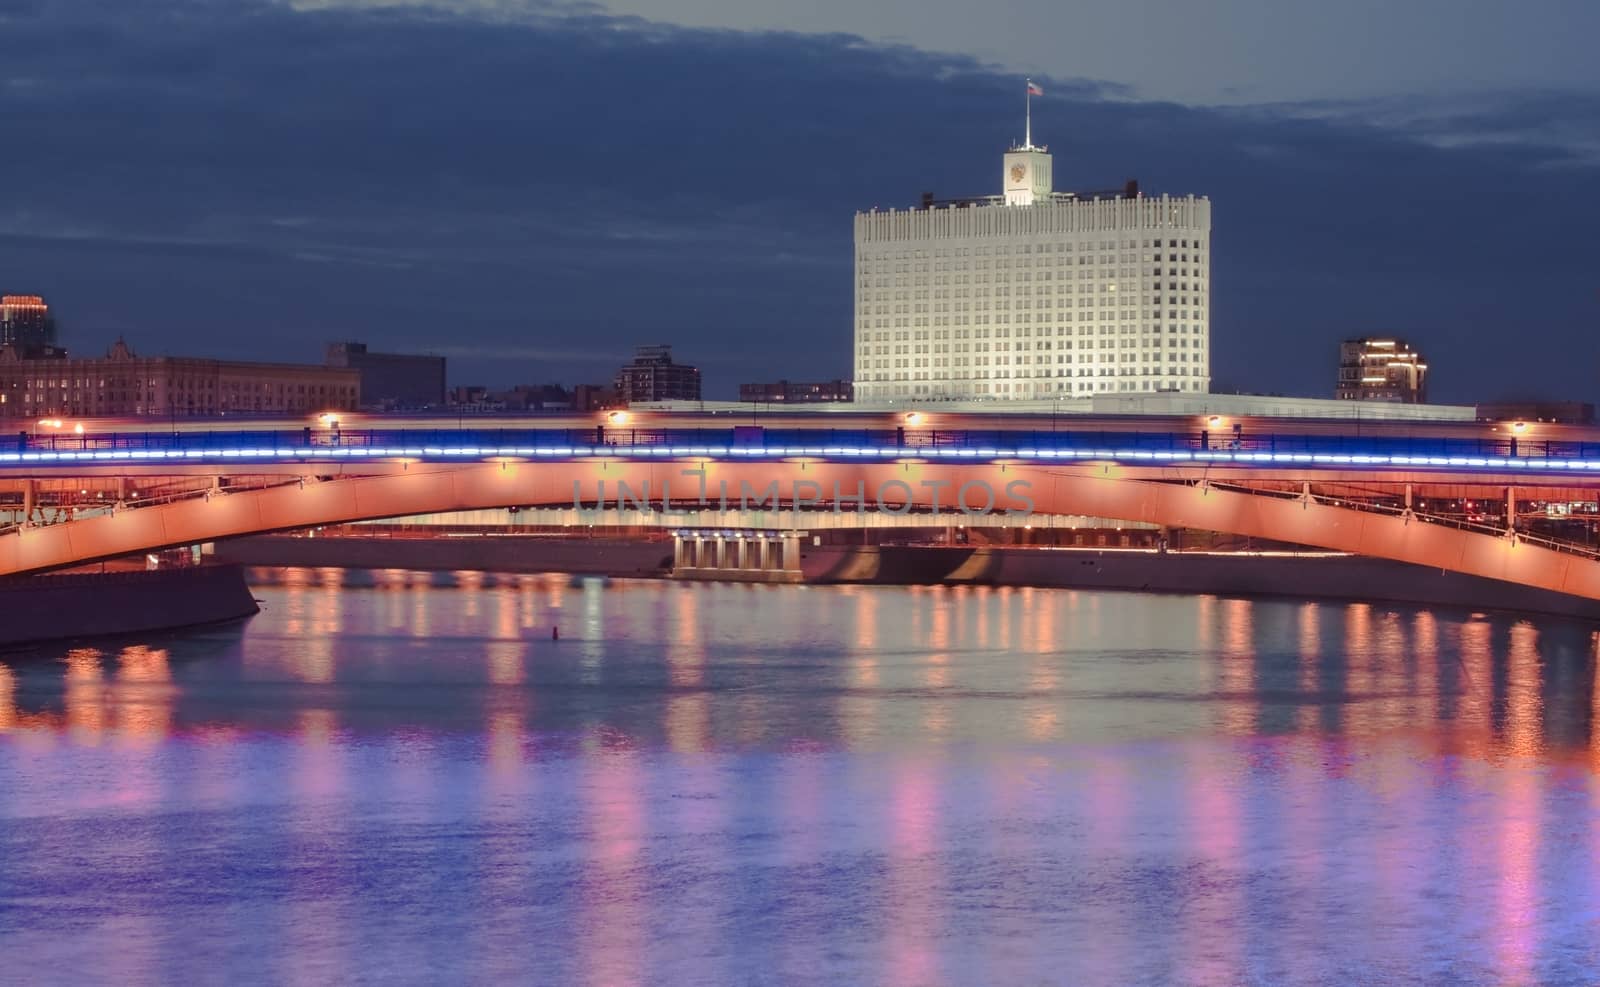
[2,410,1599,602]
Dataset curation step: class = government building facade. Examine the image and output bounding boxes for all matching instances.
[853,135,1211,402]
[0,339,359,419]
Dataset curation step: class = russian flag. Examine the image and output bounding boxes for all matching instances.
[1027,81,1043,96]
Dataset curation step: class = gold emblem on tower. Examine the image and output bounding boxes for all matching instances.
[1010,164,1027,183]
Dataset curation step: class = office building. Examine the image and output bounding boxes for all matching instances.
[1336,338,1428,403]
[614,345,700,403]
[853,100,1210,402]
[739,379,854,404]
[0,295,57,356]
[0,338,359,419]
[324,341,445,410]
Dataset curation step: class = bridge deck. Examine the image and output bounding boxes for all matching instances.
[5,423,1600,479]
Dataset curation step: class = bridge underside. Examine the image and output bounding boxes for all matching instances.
[2,460,1598,604]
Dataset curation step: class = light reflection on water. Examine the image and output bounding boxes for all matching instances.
[2,569,1600,983]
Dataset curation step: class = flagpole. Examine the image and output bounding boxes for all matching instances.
[1025,78,1032,148]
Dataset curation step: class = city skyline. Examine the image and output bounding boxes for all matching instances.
[2,0,1597,403]
[10,7,1600,982]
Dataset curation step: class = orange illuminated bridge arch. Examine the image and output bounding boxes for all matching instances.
[2,459,1599,601]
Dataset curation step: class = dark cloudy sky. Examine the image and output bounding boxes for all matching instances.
[2,0,1597,403]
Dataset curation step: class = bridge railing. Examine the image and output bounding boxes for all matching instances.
[1202,479,1600,562]
[13,425,1600,464]
[0,475,302,537]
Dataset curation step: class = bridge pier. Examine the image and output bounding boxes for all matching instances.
[672,530,804,583]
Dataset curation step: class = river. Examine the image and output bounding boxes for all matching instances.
[2,569,1599,984]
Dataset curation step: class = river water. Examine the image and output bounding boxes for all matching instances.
[2,570,1600,985]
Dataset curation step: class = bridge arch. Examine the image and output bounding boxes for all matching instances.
[2,460,1598,602]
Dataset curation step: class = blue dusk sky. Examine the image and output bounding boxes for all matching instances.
[1,0,1597,402]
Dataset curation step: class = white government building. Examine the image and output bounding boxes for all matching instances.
[853,106,1211,403]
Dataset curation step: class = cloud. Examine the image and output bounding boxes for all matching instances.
[1252,90,1600,167]
[0,0,1596,402]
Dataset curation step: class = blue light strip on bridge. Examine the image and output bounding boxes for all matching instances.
[2,445,1599,475]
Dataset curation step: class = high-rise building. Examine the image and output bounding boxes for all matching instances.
[1336,338,1428,403]
[852,93,1211,402]
[614,345,701,403]
[324,341,445,410]
[0,295,57,356]
[739,379,854,404]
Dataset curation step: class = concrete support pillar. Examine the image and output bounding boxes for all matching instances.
[1404,484,1413,511]
[694,537,707,569]
[755,539,769,571]
[1507,486,1516,535]
[781,532,802,573]
[673,535,686,570]
[22,479,35,526]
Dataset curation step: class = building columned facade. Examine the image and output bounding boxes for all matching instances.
[614,345,701,403]
[1336,337,1428,403]
[852,136,1211,402]
[0,339,359,419]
